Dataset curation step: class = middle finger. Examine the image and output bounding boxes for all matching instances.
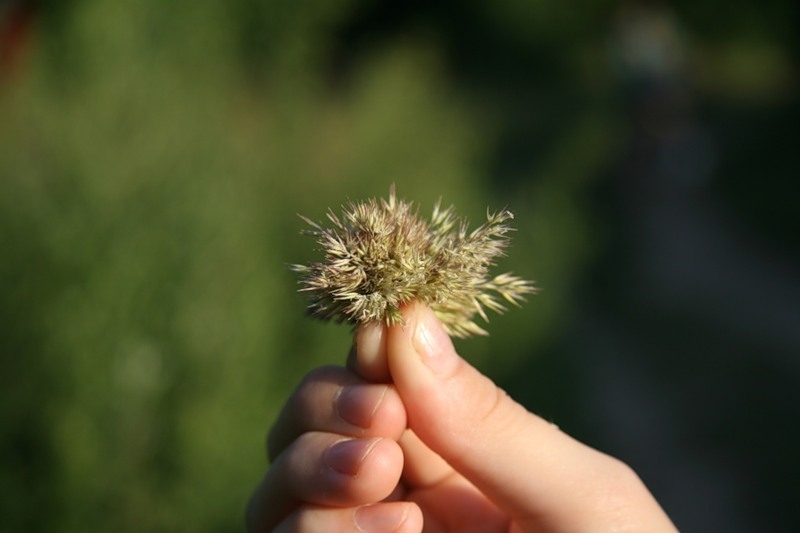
[268,365,407,460]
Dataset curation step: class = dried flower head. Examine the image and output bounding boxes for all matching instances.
[291,186,535,337]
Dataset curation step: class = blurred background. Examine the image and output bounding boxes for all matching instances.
[1,0,798,531]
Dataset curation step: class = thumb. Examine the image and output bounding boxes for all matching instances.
[385,302,601,523]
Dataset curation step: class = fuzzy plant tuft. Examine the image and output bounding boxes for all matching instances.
[291,186,536,337]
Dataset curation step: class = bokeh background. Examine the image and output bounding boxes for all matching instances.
[1,1,798,531]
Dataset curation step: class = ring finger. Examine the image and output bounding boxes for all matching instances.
[247,432,404,530]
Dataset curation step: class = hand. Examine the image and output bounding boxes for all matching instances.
[246,302,678,532]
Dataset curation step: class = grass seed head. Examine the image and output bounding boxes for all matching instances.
[291,186,536,337]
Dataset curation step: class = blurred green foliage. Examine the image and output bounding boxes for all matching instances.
[0,1,570,531]
[1,0,796,531]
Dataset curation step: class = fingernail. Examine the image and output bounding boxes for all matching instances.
[357,322,385,360]
[354,503,408,532]
[336,384,387,429]
[412,305,458,375]
[324,438,380,476]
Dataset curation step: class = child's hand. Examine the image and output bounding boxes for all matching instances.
[246,303,677,532]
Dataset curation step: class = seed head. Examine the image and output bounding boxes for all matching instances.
[291,186,536,337]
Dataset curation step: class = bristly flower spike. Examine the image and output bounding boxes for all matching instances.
[291,185,536,338]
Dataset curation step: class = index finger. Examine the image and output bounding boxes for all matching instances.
[347,321,392,382]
